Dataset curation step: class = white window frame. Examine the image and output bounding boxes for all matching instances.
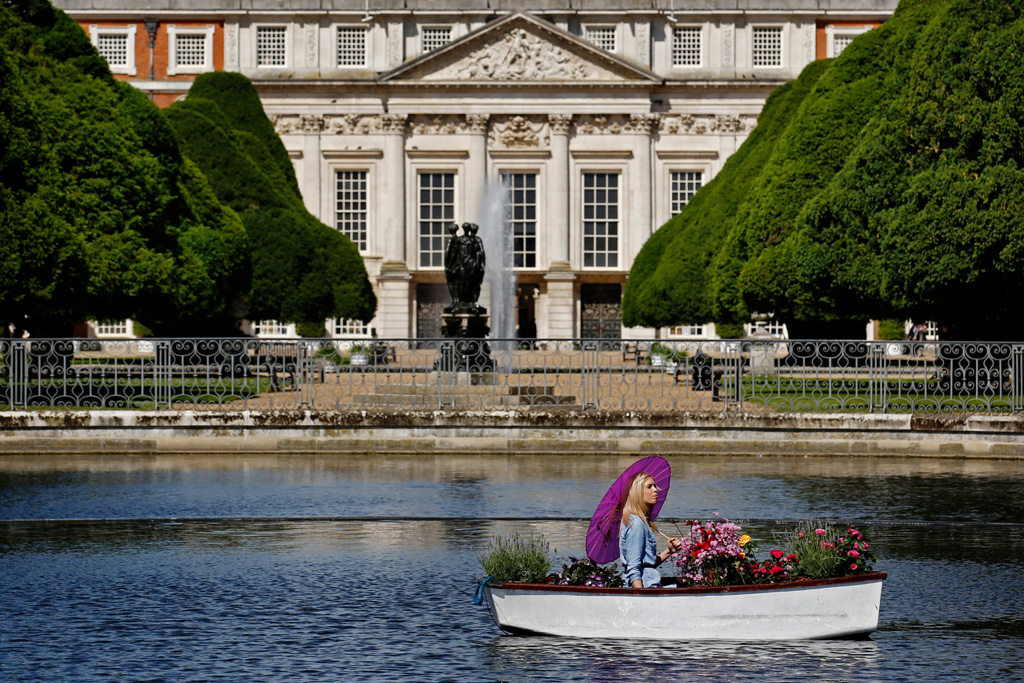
[751,25,784,69]
[654,152,716,228]
[166,24,215,75]
[499,170,541,271]
[88,25,136,76]
[329,318,370,338]
[671,25,704,68]
[825,25,873,58]
[667,324,707,339]
[334,168,371,253]
[255,24,289,68]
[668,170,704,216]
[580,170,622,270]
[415,170,459,270]
[252,320,296,337]
[90,320,134,337]
[584,24,618,53]
[420,25,452,54]
[335,25,368,68]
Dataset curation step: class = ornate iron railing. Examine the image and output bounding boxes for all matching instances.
[1,338,1022,414]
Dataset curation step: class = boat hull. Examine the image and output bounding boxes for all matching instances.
[482,572,885,640]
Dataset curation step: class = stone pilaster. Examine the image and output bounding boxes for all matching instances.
[548,114,572,268]
[466,114,489,224]
[300,115,323,216]
[381,114,408,265]
[629,114,658,263]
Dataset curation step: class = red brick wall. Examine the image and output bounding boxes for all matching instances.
[816,20,883,60]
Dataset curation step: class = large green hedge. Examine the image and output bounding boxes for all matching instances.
[624,0,1024,340]
[0,0,250,336]
[166,72,376,326]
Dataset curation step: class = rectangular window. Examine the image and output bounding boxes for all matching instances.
[256,26,287,67]
[90,25,136,75]
[95,320,129,336]
[502,172,537,269]
[670,171,703,215]
[832,34,855,56]
[421,26,452,53]
[582,172,619,269]
[752,27,783,67]
[672,26,702,66]
[175,33,206,67]
[331,318,369,336]
[585,26,616,52]
[669,324,705,337]
[335,171,368,252]
[97,33,129,68]
[254,320,290,336]
[337,26,367,67]
[418,172,456,268]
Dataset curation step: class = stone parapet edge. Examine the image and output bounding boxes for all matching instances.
[1,411,1023,457]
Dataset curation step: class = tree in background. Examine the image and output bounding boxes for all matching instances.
[0,0,250,336]
[624,0,1024,340]
[165,72,376,329]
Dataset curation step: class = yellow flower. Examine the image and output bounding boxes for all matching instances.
[738,535,752,547]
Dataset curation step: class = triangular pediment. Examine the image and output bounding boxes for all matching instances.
[382,12,661,85]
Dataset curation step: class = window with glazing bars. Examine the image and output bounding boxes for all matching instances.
[669,324,705,337]
[95,320,128,336]
[585,26,616,52]
[96,33,129,68]
[256,26,287,66]
[833,34,855,56]
[175,33,207,67]
[336,171,368,252]
[254,320,288,336]
[672,26,701,66]
[502,173,537,269]
[418,172,455,268]
[421,27,451,53]
[337,27,367,66]
[670,171,703,215]
[331,318,368,336]
[582,172,619,269]
[752,27,782,67]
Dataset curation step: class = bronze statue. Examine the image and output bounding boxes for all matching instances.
[444,222,486,314]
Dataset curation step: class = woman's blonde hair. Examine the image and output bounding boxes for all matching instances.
[620,472,659,534]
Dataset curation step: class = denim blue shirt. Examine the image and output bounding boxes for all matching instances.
[619,514,662,587]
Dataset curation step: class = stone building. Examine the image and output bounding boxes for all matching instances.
[60,0,896,341]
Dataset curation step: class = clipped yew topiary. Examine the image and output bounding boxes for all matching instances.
[166,72,376,327]
[625,0,1024,340]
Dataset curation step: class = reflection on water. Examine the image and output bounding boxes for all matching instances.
[2,454,1023,522]
[1,455,1023,682]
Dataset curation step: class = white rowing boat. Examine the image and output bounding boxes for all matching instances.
[479,571,886,640]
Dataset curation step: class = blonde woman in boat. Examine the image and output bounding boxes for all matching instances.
[619,473,682,588]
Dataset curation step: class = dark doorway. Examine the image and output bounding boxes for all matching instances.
[416,284,449,339]
[516,284,538,339]
[580,283,622,339]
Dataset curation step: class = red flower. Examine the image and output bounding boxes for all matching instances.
[770,549,783,560]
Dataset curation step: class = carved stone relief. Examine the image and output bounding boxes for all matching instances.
[410,115,468,135]
[428,28,612,81]
[722,23,734,68]
[489,116,549,149]
[635,21,651,67]
[548,114,573,135]
[659,114,756,135]
[271,115,301,134]
[803,23,815,64]
[387,21,403,68]
[466,114,489,135]
[305,23,318,68]
[325,114,385,135]
[381,114,408,134]
[224,23,238,71]
[301,115,324,133]
[574,115,662,135]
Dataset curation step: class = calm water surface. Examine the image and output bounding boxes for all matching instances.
[1,454,1022,682]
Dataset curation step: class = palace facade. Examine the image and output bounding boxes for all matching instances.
[60,0,896,341]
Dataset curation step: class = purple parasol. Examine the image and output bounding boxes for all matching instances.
[586,456,672,564]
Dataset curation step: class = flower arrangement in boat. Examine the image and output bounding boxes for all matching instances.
[673,517,876,586]
[555,557,625,588]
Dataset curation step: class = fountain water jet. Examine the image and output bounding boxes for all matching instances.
[479,178,515,347]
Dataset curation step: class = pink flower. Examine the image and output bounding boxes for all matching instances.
[850,563,858,570]
[815,528,826,535]
[770,549,784,559]
[848,550,860,558]
[854,541,860,549]
[797,532,804,538]
[838,537,845,543]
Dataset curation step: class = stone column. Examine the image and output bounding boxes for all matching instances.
[300,115,323,216]
[377,114,412,338]
[465,114,489,223]
[544,114,576,340]
[629,114,658,263]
